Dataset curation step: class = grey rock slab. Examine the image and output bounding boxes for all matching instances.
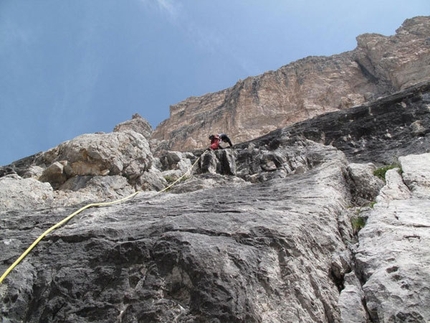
[354,153,430,322]
[0,175,54,212]
[1,152,350,322]
[355,199,430,322]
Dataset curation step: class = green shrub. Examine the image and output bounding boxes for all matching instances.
[164,174,190,184]
[164,175,177,183]
[373,163,401,181]
[351,216,366,234]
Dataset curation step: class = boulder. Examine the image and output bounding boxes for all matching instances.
[0,174,54,212]
[39,161,68,189]
[36,130,153,188]
[158,151,194,174]
[399,153,430,198]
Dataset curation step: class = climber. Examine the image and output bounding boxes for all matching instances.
[208,134,222,150]
[208,133,233,150]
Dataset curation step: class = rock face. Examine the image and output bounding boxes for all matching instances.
[256,81,430,165]
[151,16,430,152]
[114,113,153,140]
[354,160,430,322]
[1,82,430,322]
[0,128,162,209]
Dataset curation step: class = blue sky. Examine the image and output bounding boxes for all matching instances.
[0,1,428,166]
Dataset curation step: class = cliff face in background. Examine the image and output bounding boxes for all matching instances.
[151,16,430,152]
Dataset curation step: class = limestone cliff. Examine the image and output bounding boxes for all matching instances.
[151,16,430,152]
[1,81,430,322]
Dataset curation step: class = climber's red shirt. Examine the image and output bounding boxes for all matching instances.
[210,135,221,150]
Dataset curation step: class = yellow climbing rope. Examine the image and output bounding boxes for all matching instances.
[0,153,204,284]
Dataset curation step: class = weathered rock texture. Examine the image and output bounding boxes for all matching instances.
[1,81,430,322]
[151,16,430,153]
[354,159,430,322]
[0,128,165,210]
[114,113,153,140]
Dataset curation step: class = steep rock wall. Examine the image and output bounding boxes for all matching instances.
[151,16,430,152]
[1,80,430,322]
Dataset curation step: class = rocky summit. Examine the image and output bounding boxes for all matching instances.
[1,80,430,322]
